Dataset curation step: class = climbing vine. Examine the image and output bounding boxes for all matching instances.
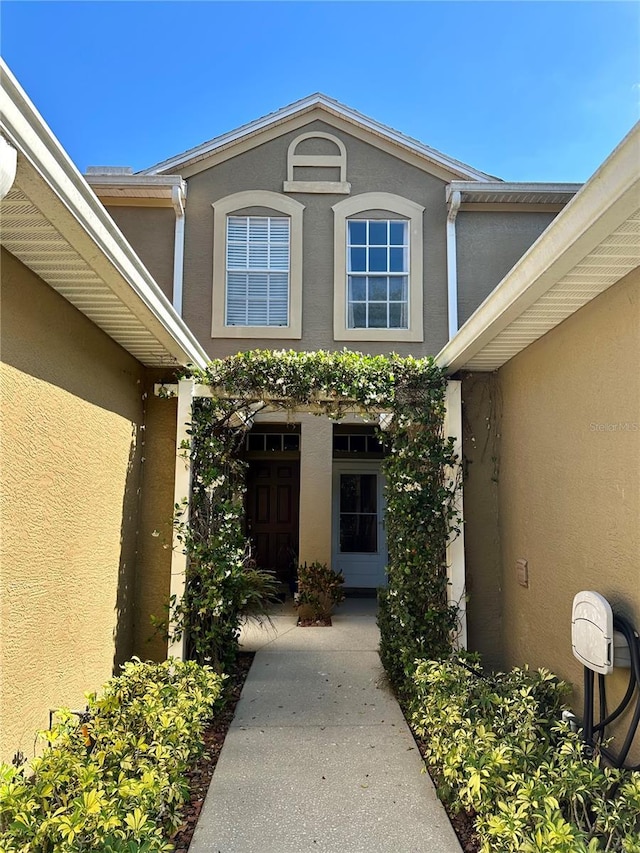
[170,349,461,689]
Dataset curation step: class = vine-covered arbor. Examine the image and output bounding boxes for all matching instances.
[161,349,464,694]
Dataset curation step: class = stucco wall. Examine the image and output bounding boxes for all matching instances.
[0,249,145,763]
[456,211,557,325]
[461,373,503,669]
[181,119,451,359]
[105,206,175,302]
[134,370,178,661]
[496,267,639,757]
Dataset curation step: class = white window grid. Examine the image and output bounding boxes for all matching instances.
[346,219,409,330]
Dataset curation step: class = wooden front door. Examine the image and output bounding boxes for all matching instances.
[246,460,300,586]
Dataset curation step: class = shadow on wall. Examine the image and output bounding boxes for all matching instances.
[461,372,503,671]
[112,424,144,673]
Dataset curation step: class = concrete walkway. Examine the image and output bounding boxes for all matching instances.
[189,598,462,853]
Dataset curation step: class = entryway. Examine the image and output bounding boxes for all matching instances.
[245,456,300,588]
[332,461,387,588]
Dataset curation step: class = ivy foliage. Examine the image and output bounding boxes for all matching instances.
[170,396,279,671]
[411,656,640,852]
[0,659,224,852]
[171,349,461,687]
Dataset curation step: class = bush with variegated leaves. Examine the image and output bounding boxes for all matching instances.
[0,658,224,852]
[411,655,640,852]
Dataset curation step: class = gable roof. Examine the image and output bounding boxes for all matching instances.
[139,93,498,182]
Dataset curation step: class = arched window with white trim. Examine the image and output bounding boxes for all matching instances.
[211,191,304,339]
[332,193,425,342]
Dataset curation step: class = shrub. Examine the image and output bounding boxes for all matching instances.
[0,658,224,852]
[166,397,281,671]
[410,655,640,852]
[296,561,345,621]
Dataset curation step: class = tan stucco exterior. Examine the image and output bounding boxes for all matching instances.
[180,119,451,359]
[460,373,503,669]
[298,415,334,566]
[493,267,639,757]
[105,205,176,302]
[134,371,178,661]
[0,249,147,762]
[456,211,557,326]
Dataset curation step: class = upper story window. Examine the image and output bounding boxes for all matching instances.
[226,216,290,326]
[347,219,409,329]
[332,192,425,342]
[212,191,304,339]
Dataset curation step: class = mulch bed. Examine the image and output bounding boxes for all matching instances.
[170,652,254,853]
[297,617,332,627]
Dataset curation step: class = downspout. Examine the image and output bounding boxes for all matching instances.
[171,182,186,316]
[0,133,18,199]
[446,189,462,340]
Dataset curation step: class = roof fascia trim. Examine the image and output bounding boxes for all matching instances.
[140,94,495,182]
[448,181,583,198]
[0,59,208,370]
[437,123,640,373]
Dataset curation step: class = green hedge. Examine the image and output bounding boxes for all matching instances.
[0,658,224,852]
[411,656,640,853]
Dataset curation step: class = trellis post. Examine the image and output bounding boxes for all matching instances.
[168,377,195,660]
[444,379,467,649]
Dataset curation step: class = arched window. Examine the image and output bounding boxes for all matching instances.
[212,191,304,339]
[332,192,424,342]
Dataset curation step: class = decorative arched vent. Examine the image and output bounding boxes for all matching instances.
[283,132,351,195]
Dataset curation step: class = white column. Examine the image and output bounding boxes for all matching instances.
[167,378,195,660]
[444,379,467,649]
[298,414,333,567]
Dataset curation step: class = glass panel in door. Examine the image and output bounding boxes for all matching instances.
[339,473,378,553]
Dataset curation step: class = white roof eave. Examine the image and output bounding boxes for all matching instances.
[437,123,640,373]
[0,59,208,370]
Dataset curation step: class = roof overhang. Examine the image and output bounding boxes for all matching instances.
[0,60,208,370]
[447,181,582,207]
[85,171,187,209]
[437,123,640,373]
[140,93,498,182]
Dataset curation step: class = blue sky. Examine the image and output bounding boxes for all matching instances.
[2,2,638,182]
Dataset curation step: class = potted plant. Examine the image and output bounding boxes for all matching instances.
[295,561,345,625]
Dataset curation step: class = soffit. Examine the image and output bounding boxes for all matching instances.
[140,95,497,183]
[437,124,640,373]
[1,165,183,368]
[449,181,582,206]
[461,211,640,371]
[86,174,185,204]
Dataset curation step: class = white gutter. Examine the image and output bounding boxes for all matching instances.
[448,181,582,199]
[171,184,186,316]
[0,59,209,370]
[437,122,640,374]
[446,190,461,340]
[0,133,17,199]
